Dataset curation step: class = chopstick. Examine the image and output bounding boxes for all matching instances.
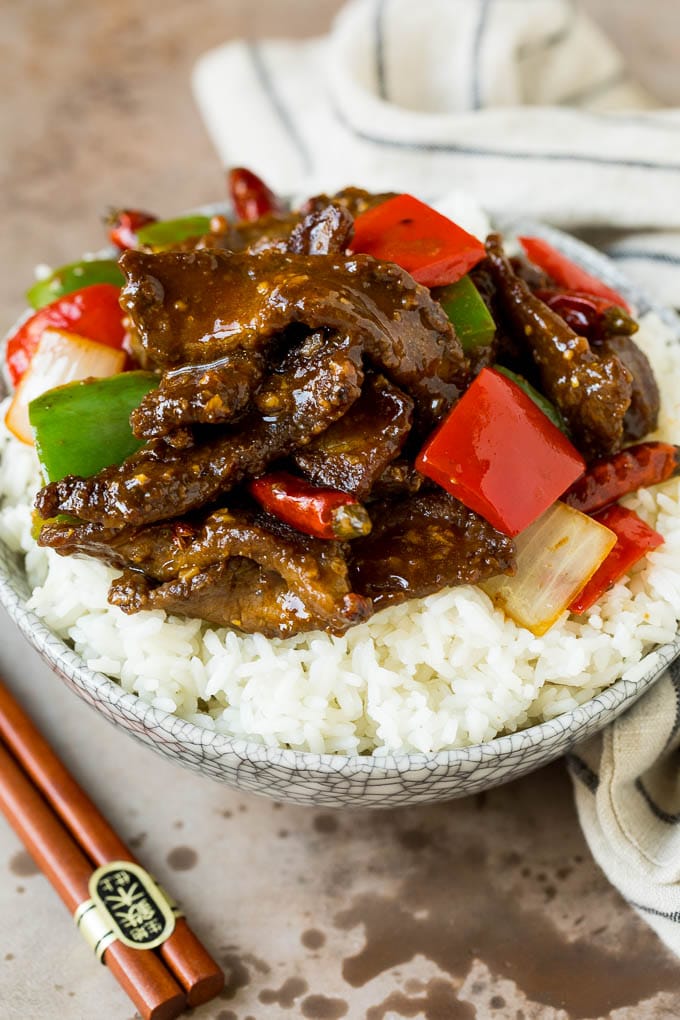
[0,741,186,1019]
[0,680,224,1015]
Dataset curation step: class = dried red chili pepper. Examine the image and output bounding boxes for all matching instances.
[107,209,158,250]
[569,505,664,614]
[535,289,637,340]
[227,167,281,222]
[562,442,680,516]
[249,472,372,540]
[519,236,631,312]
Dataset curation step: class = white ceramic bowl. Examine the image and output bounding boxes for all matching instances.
[2,223,679,807]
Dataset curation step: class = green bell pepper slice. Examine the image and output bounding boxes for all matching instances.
[436,275,496,353]
[26,260,125,310]
[28,371,159,483]
[136,215,213,249]
[493,364,568,435]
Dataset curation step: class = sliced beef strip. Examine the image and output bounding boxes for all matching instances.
[192,192,377,255]
[119,248,466,427]
[251,329,360,423]
[286,203,354,255]
[302,188,396,218]
[594,333,660,441]
[509,255,552,290]
[484,235,633,459]
[128,206,355,441]
[187,210,302,256]
[225,199,351,255]
[348,490,515,610]
[41,504,369,627]
[37,518,132,566]
[35,330,364,528]
[293,374,414,498]
[129,349,267,440]
[108,558,371,638]
[368,459,424,500]
[153,190,391,261]
[216,197,352,256]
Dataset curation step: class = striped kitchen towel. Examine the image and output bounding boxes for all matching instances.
[568,661,680,956]
[193,0,680,307]
[193,0,680,955]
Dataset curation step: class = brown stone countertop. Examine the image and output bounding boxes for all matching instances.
[1,2,680,1018]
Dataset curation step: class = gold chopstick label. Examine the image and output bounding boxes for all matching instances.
[74,900,117,963]
[74,861,177,959]
[157,883,185,920]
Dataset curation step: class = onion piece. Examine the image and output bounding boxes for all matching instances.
[5,328,125,444]
[479,502,617,636]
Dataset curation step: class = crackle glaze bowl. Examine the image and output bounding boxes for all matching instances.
[1,223,679,807]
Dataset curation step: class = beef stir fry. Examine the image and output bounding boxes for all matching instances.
[13,172,670,639]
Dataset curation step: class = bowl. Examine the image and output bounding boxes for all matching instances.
[1,222,679,807]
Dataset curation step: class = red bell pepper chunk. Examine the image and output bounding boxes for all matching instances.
[415,367,585,537]
[249,472,372,541]
[569,505,664,614]
[350,194,486,287]
[519,236,630,313]
[6,284,126,387]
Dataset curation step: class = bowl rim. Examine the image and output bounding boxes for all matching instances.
[2,218,680,771]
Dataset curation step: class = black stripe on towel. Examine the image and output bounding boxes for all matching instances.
[471,0,493,110]
[634,777,680,825]
[633,662,680,818]
[610,250,680,267]
[375,0,389,100]
[629,900,680,924]
[246,41,313,173]
[566,753,599,793]
[330,101,680,174]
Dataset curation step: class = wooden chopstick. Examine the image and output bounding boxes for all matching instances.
[0,680,224,1010]
[0,739,187,1020]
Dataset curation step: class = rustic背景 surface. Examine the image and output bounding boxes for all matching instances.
[2,1,680,1017]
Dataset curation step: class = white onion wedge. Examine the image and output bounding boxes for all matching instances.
[5,328,125,444]
[480,502,617,636]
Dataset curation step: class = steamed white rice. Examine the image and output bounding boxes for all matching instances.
[1,311,679,756]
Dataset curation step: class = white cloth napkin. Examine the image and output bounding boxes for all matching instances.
[568,661,680,955]
[193,0,680,954]
[193,0,680,307]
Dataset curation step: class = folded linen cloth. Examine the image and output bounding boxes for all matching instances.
[568,661,680,955]
[193,0,680,306]
[193,0,680,955]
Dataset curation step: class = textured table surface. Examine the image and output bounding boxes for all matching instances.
[1,3,680,1019]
